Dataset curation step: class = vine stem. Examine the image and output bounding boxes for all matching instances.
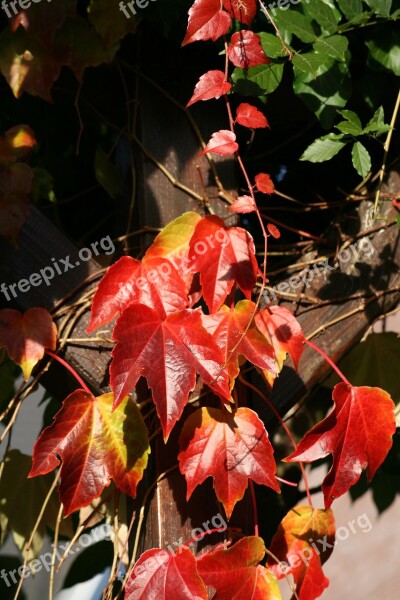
[373,87,400,218]
[304,339,351,386]
[249,481,259,537]
[238,375,313,507]
[46,350,91,394]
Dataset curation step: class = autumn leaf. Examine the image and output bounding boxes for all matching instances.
[202,301,277,388]
[285,384,396,508]
[227,31,270,69]
[197,536,281,599]
[111,305,231,440]
[229,195,256,214]
[189,215,258,312]
[143,211,202,303]
[267,505,335,600]
[87,255,188,332]
[29,391,150,516]
[255,305,305,385]
[199,130,239,156]
[187,70,232,107]
[267,223,281,239]
[0,26,61,100]
[178,407,280,518]
[0,308,57,380]
[125,547,207,600]
[222,0,257,26]
[235,103,270,129]
[255,173,275,194]
[3,125,37,161]
[183,0,231,46]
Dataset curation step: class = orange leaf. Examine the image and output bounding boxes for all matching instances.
[178,407,280,518]
[197,536,281,599]
[0,308,56,380]
[29,391,150,516]
[268,505,335,600]
[285,384,396,507]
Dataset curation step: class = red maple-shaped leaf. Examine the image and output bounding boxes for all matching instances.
[255,305,305,385]
[187,70,232,107]
[199,130,239,156]
[125,547,207,600]
[227,31,270,69]
[111,305,231,440]
[268,505,335,600]
[202,301,277,387]
[222,0,257,26]
[229,195,256,214]
[285,383,396,508]
[189,215,258,312]
[183,0,231,46]
[197,536,281,599]
[255,173,275,194]
[0,308,57,380]
[235,103,270,129]
[87,255,188,332]
[29,391,150,516]
[178,407,280,518]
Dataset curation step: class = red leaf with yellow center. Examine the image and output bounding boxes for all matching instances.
[178,407,280,518]
[267,505,335,600]
[0,308,56,380]
[111,305,231,440]
[29,391,150,516]
[196,536,281,599]
[189,215,258,313]
[202,300,277,388]
[285,384,396,508]
[183,0,231,46]
[125,547,207,600]
[87,255,188,332]
[222,0,257,26]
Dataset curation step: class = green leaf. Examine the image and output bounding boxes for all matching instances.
[0,450,74,561]
[259,32,288,59]
[363,106,392,134]
[352,141,371,177]
[365,29,400,76]
[303,0,341,33]
[301,136,347,162]
[364,0,392,17]
[95,146,123,199]
[273,10,318,43]
[336,0,365,21]
[293,56,351,128]
[292,52,327,78]
[397,213,400,229]
[335,109,363,134]
[232,62,284,96]
[313,35,349,61]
